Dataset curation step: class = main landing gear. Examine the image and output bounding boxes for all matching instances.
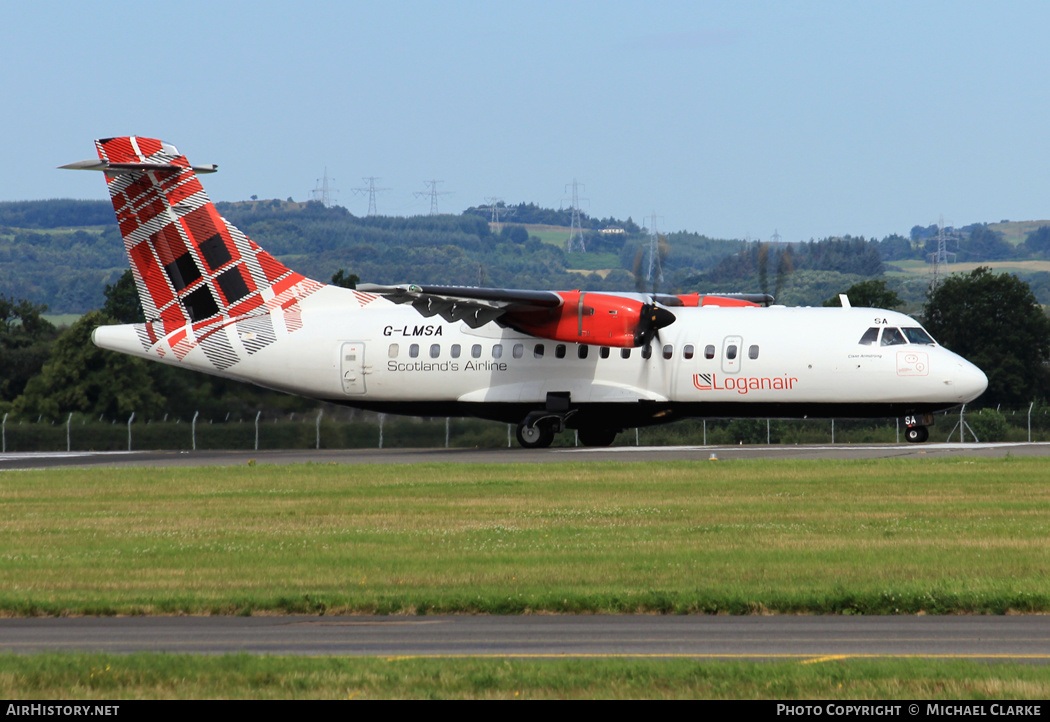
[577,427,618,447]
[516,420,556,449]
[515,392,619,449]
[515,419,620,448]
[516,392,573,449]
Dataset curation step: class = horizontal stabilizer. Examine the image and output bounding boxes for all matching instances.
[59,159,218,174]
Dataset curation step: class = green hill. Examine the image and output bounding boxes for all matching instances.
[5,198,1050,314]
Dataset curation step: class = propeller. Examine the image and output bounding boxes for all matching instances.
[634,302,676,347]
[757,241,793,306]
[631,235,676,347]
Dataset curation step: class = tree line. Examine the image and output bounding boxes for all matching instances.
[2,265,1047,422]
[5,199,1050,315]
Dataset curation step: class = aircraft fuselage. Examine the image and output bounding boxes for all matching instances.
[94,285,987,431]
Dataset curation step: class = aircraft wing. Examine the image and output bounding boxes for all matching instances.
[359,283,773,347]
[356,283,562,329]
[358,283,683,347]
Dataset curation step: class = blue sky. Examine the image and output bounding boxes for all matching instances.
[4,0,1049,242]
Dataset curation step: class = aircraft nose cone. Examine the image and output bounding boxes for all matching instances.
[955,359,988,402]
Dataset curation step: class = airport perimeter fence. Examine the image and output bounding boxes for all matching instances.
[2,403,1049,453]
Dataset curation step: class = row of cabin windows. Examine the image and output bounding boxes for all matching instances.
[388,342,761,361]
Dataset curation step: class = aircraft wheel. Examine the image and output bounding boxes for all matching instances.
[578,427,617,447]
[905,426,929,443]
[516,420,555,449]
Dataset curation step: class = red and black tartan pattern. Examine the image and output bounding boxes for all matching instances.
[96,137,322,369]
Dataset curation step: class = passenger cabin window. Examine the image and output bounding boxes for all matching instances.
[880,328,906,346]
[621,348,631,359]
[858,327,879,345]
[600,347,610,359]
[704,345,715,360]
[683,344,694,360]
[388,343,399,358]
[726,344,738,360]
[534,344,545,358]
[512,343,524,359]
[641,345,652,359]
[471,344,482,358]
[492,344,503,359]
[451,344,461,358]
[578,345,589,359]
[555,344,567,359]
[409,344,419,358]
[663,345,673,360]
[429,344,440,359]
[748,345,759,360]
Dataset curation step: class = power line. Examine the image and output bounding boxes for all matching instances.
[646,211,664,282]
[478,197,514,233]
[927,215,956,292]
[351,177,390,217]
[413,180,452,215]
[311,168,339,208]
[563,179,588,252]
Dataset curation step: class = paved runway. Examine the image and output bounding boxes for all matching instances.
[2,441,1050,470]
[2,615,1050,661]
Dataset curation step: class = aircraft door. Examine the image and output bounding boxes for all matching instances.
[721,335,742,374]
[340,342,367,395]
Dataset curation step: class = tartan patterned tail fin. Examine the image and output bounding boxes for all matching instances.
[67,137,319,327]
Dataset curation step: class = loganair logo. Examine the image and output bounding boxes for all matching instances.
[693,373,798,395]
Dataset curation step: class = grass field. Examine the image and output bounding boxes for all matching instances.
[4,457,1050,700]
[3,653,1050,699]
[887,259,1050,276]
[988,220,1050,246]
[2,458,1049,616]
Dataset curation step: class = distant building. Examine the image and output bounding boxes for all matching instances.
[600,227,625,234]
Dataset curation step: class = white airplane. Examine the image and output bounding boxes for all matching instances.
[63,137,987,447]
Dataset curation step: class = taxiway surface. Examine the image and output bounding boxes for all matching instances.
[3,615,1050,661]
[2,441,1050,470]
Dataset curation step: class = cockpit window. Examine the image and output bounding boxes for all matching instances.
[880,328,906,346]
[858,327,879,345]
[902,327,935,345]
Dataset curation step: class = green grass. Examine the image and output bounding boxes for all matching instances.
[2,458,1050,616]
[527,227,573,247]
[887,259,1050,276]
[2,653,1050,699]
[988,220,1050,246]
[565,251,621,271]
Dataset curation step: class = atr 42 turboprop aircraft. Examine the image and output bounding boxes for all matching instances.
[64,137,987,447]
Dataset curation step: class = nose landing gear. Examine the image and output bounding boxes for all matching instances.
[903,413,933,444]
[904,425,929,443]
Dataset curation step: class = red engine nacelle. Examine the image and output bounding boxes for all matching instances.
[506,291,674,348]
